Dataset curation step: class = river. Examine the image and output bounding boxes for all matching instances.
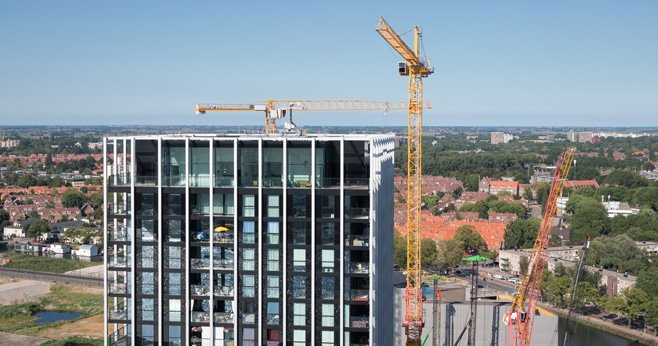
[557,317,647,346]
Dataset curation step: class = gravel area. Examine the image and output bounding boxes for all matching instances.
[0,331,48,346]
[0,279,52,305]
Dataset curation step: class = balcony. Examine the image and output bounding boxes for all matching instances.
[347,207,369,219]
[348,289,369,302]
[108,174,131,187]
[109,302,129,321]
[213,259,234,270]
[109,229,129,242]
[190,338,211,346]
[350,316,369,329]
[191,258,210,270]
[214,176,234,187]
[162,176,186,187]
[108,325,129,346]
[347,262,369,274]
[214,286,234,297]
[108,282,129,295]
[213,233,234,244]
[191,311,210,323]
[135,176,158,186]
[346,235,369,247]
[190,285,210,296]
[214,312,234,324]
[108,256,130,269]
[191,204,210,216]
[108,203,130,217]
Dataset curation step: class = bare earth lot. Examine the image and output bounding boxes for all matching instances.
[0,280,52,305]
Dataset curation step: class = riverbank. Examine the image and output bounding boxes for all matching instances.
[539,303,658,346]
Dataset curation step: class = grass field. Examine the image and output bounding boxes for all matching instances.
[0,253,98,273]
[0,284,103,338]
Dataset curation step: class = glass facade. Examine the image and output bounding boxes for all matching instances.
[106,135,391,346]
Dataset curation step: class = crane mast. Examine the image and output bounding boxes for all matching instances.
[504,148,576,346]
[376,17,433,345]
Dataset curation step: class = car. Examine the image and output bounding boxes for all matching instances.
[613,317,629,326]
[507,278,517,283]
[512,279,522,285]
[493,274,504,280]
[603,313,618,320]
[631,318,645,330]
[581,306,600,315]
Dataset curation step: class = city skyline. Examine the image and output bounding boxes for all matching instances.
[1,1,657,127]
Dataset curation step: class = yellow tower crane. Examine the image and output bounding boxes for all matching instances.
[376,17,433,346]
[196,100,430,134]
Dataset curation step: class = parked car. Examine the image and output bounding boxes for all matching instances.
[613,317,629,326]
[603,313,618,320]
[631,318,645,330]
[493,274,504,280]
[581,306,600,315]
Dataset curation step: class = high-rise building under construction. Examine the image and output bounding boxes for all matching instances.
[103,133,394,345]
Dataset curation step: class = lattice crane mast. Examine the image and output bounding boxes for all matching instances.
[376,17,433,346]
[195,100,430,134]
[504,148,576,346]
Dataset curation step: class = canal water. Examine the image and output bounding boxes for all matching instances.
[557,317,647,346]
[34,311,83,324]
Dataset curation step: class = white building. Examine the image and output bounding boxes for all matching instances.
[2,224,25,238]
[74,244,100,257]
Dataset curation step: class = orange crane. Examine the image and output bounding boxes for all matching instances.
[376,17,433,345]
[504,148,576,346]
[196,100,430,134]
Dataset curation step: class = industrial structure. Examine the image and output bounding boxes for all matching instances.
[376,17,433,345]
[504,148,576,346]
[103,133,395,345]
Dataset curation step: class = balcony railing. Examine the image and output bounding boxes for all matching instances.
[348,262,369,274]
[108,256,130,268]
[109,229,129,242]
[190,338,211,346]
[191,258,210,270]
[108,203,130,216]
[350,316,369,329]
[109,302,130,321]
[162,176,186,187]
[213,233,234,244]
[214,176,234,187]
[214,312,234,324]
[191,204,210,215]
[191,311,210,323]
[346,235,369,247]
[109,282,129,295]
[347,207,369,219]
[108,174,131,187]
[213,259,234,270]
[214,286,234,297]
[348,289,369,301]
[108,325,130,346]
[135,176,157,186]
[190,285,210,296]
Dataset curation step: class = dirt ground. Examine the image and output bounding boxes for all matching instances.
[0,331,48,346]
[35,314,104,339]
[0,279,52,305]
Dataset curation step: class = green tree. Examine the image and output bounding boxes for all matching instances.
[436,239,465,270]
[25,220,50,239]
[587,234,648,274]
[61,189,88,208]
[523,186,533,201]
[541,270,572,308]
[504,218,541,249]
[393,235,407,268]
[17,175,36,188]
[454,225,486,253]
[646,298,658,327]
[637,267,658,297]
[567,195,610,243]
[519,256,529,275]
[603,170,648,188]
[421,238,438,268]
[463,174,480,192]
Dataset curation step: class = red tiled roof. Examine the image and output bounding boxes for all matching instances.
[564,180,599,189]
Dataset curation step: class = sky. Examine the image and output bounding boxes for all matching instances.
[1,1,657,127]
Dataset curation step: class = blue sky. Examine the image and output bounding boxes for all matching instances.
[1,1,657,127]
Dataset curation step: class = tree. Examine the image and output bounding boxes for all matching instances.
[436,239,465,270]
[637,267,658,297]
[0,209,9,224]
[624,287,650,325]
[603,170,648,188]
[25,220,50,239]
[17,175,36,188]
[587,234,648,274]
[646,298,658,327]
[61,189,88,208]
[523,186,533,201]
[567,195,610,243]
[463,174,480,192]
[504,218,541,249]
[454,225,486,253]
[421,238,438,268]
[393,235,407,268]
[519,256,529,275]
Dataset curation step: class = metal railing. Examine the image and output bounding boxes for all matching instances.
[348,289,369,301]
[108,174,131,187]
[350,316,369,329]
[347,207,369,219]
[108,255,130,268]
[191,258,210,270]
[348,262,369,274]
[214,286,234,297]
[109,229,129,242]
[346,235,369,247]
[108,325,130,345]
[190,285,210,296]
[213,259,234,270]
[191,311,210,323]
[213,233,234,243]
[109,282,129,295]
[214,312,234,324]
[109,301,130,321]
[135,176,158,186]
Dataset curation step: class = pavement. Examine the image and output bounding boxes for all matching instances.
[0,331,49,346]
[0,279,52,305]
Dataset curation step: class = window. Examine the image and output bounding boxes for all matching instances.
[242,221,255,243]
[293,303,306,326]
[141,298,154,321]
[267,195,280,217]
[169,273,182,295]
[266,302,280,325]
[141,245,155,268]
[266,275,279,298]
[214,192,234,215]
[293,330,306,346]
[266,249,279,272]
[242,275,255,297]
[168,246,182,269]
[242,248,255,271]
[321,304,335,327]
[243,327,255,346]
[168,325,181,345]
[141,272,154,294]
[321,276,335,299]
[267,222,280,244]
[292,222,306,244]
[243,195,255,217]
[293,249,306,272]
[320,195,335,218]
[320,223,335,245]
[321,249,334,272]
[292,276,306,299]
[140,219,155,241]
[141,324,155,344]
[166,220,182,242]
[321,331,335,345]
[169,299,182,322]
[292,195,306,217]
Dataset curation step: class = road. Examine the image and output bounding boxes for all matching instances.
[0,267,103,287]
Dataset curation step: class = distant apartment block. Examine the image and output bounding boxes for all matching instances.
[490,132,514,145]
[479,177,519,196]
[577,132,594,143]
[0,139,20,148]
[104,134,394,346]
